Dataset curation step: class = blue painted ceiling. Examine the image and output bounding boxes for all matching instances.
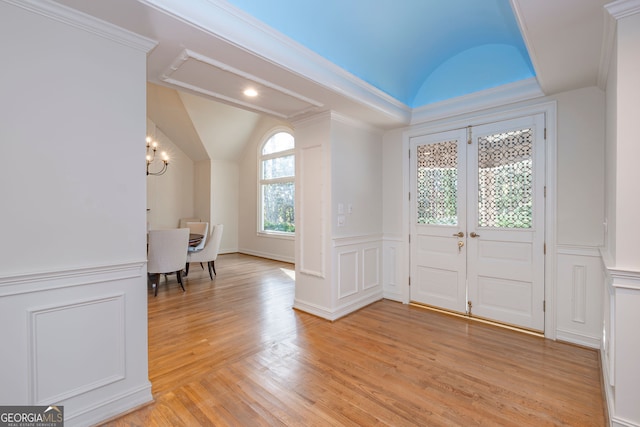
[226,0,535,108]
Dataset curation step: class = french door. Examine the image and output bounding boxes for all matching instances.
[409,115,545,332]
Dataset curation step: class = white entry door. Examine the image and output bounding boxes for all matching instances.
[410,114,546,332]
[409,128,468,314]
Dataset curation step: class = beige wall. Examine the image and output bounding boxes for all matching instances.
[211,159,240,254]
[146,120,196,230]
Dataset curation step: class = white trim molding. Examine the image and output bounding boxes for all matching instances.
[411,78,544,125]
[0,262,146,297]
[3,0,157,53]
[555,245,604,348]
[0,262,152,427]
[600,1,640,89]
[606,0,640,20]
[141,0,411,123]
[600,251,640,427]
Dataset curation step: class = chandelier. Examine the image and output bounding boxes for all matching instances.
[146,136,169,176]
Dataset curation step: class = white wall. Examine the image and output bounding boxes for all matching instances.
[601,8,640,427]
[612,11,640,271]
[0,1,153,425]
[331,117,383,237]
[605,29,618,265]
[293,112,384,320]
[212,159,240,254]
[238,118,295,263]
[146,120,195,229]
[330,115,384,318]
[382,128,408,302]
[554,87,605,347]
[194,159,211,228]
[555,87,605,247]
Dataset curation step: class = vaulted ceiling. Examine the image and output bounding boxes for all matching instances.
[226,0,535,108]
[53,0,610,159]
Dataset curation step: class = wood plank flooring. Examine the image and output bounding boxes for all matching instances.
[100,253,606,426]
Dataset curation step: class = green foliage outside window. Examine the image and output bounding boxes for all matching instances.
[263,182,295,233]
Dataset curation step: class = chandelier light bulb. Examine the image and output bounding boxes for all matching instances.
[146,135,169,176]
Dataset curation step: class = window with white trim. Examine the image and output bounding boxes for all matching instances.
[259,131,295,234]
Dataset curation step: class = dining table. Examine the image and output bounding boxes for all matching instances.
[189,233,204,248]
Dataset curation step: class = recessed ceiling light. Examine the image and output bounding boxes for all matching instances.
[244,88,258,97]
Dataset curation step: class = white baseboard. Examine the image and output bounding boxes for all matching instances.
[555,329,601,349]
[383,291,404,302]
[65,381,152,427]
[64,383,153,427]
[294,293,383,321]
[601,349,640,427]
[237,249,295,264]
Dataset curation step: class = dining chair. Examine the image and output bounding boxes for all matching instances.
[186,224,224,280]
[147,228,190,296]
[179,217,200,228]
[186,221,209,252]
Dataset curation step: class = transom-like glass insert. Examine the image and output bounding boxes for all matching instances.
[262,132,294,155]
[416,141,458,225]
[477,128,533,229]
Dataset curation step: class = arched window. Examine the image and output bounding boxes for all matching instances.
[259,131,295,235]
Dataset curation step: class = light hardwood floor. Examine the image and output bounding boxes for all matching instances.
[101,253,607,426]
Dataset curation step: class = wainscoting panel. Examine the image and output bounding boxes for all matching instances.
[331,235,383,320]
[338,251,358,299]
[298,145,325,278]
[363,247,379,290]
[382,234,406,302]
[0,262,152,427]
[601,256,640,427]
[571,265,587,323]
[29,294,126,404]
[555,246,603,348]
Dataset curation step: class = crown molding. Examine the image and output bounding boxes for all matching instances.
[605,0,640,20]
[410,77,544,125]
[140,0,411,123]
[597,8,617,90]
[3,0,157,53]
[329,112,384,135]
[509,0,547,94]
[598,0,640,90]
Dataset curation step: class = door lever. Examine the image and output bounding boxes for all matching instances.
[470,232,480,238]
[452,231,464,238]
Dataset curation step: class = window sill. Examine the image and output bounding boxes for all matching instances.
[257,231,295,241]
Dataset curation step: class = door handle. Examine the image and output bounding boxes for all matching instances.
[470,232,480,238]
[452,231,464,238]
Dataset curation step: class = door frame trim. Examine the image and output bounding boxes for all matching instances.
[402,99,557,339]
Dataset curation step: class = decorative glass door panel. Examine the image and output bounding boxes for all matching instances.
[417,140,458,226]
[410,129,467,314]
[477,128,533,229]
[411,115,545,332]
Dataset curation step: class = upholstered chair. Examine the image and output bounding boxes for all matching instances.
[186,224,224,280]
[185,221,209,252]
[147,228,190,296]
